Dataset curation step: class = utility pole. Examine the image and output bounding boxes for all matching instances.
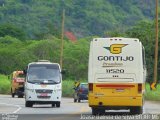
[60,8,65,69]
[152,0,159,90]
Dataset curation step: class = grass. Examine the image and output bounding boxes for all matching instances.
[0,74,160,101]
[144,83,160,101]
[62,80,74,97]
[62,80,87,97]
[0,74,10,94]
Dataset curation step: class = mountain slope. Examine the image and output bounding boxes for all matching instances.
[0,0,156,39]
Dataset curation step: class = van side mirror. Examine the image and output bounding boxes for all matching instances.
[23,69,26,75]
[61,69,66,74]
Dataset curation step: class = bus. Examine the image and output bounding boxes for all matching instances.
[24,60,63,108]
[88,38,146,115]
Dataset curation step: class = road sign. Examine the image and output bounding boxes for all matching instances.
[151,82,156,90]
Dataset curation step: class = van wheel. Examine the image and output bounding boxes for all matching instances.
[78,99,81,103]
[52,103,55,107]
[130,106,143,115]
[25,101,33,107]
[56,102,60,108]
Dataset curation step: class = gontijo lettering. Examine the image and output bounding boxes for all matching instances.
[98,56,134,61]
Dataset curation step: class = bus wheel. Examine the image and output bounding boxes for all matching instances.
[92,108,105,115]
[130,106,143,115]
[92,108,99,115]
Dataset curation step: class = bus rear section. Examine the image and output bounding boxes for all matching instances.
[88,38,146,115]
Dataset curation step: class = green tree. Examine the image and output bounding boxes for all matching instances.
[0,24,26,40]
[126,20,156,83]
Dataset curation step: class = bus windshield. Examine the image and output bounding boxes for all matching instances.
[27,64,61,84]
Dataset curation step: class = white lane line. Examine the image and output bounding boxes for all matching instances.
[0,103,22,113]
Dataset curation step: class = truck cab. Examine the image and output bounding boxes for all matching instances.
[11,71,25,98]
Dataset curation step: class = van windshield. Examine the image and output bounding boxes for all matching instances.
[27,64,61,84]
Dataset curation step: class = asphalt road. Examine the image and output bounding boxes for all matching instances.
[0,95,160,120]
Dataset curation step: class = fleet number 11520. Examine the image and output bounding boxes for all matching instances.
[106,69,124,73]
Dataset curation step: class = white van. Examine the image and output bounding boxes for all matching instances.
[88,38,146,115]
[24,60,62,107]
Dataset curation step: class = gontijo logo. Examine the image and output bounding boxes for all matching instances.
[104,44,128,54]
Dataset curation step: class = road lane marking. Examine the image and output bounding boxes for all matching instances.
[0,103,22,113]
[80,106,90,113]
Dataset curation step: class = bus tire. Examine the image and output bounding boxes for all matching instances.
[130,106,143,115]
[92,108,99,115]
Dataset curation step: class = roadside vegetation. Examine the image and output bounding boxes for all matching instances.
[1,76,160,101]
[0,20,158,84]
[0,1,159,100]
[0,74,10,94]
[145,83,160,101]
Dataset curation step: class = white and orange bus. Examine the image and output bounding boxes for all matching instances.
[88,38,146,115]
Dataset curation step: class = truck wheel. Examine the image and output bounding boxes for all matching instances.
[12,93,15,98]
[25,101,33,107]
[78,98,81,103]
[11,89,15,98]
[56,102,60,108]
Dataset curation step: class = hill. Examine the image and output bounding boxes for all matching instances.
[0,0,156,39]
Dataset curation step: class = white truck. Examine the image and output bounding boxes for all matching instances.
[24,60,63,107]
[88,38,146,115]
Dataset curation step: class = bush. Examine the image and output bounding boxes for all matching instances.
[62,80,74,97]
[145,83,160,101]
[0,74,10,94]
